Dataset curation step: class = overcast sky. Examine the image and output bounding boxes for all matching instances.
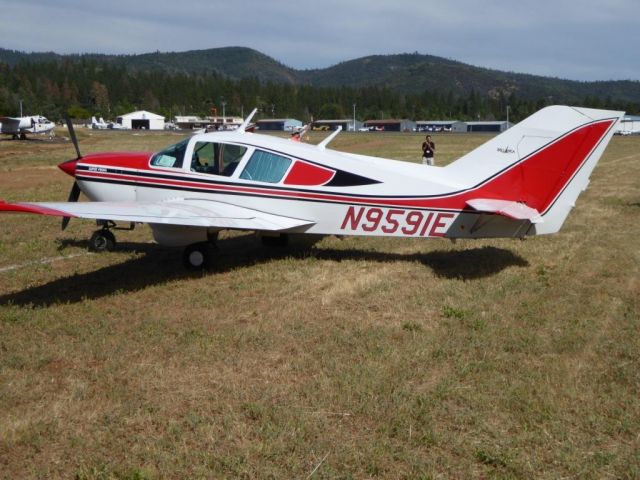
[1,0,638,81]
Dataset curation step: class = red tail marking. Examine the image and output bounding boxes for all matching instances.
[475,119,614,212]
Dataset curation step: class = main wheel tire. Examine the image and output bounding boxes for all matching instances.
[183,242,211,270]
[89,229,116,252]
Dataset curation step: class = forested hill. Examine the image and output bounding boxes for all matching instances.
[299,53,640,104]
[0,47,299,84]
[1,47,639,104]
[1,46,638,122]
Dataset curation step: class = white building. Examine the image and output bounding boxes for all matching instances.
[116,110,165,130]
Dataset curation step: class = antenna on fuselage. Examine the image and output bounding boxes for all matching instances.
[316,126,342,150]
[238,108,258,133]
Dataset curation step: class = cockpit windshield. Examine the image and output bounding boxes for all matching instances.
[150,138,189,168]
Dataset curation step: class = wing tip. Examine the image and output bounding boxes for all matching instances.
[0,201,75,217]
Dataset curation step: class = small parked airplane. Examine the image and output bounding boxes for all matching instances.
[91,116,109,129]
[0,106,623,269]
[0,115,55,139]
[91,116,128,130]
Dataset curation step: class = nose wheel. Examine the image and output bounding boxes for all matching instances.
[89,228,116,252]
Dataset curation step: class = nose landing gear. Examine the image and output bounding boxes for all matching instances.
[87,220,135,252]
[89,228,116,252]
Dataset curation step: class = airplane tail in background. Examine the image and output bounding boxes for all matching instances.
[446,106,623,235]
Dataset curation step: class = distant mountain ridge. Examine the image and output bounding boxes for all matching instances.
[1,46,639,104]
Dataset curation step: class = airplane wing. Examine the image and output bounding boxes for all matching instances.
[0,198,315,231]
[466,198,543,223]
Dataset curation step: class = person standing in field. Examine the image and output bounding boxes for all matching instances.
[422,135,435,166]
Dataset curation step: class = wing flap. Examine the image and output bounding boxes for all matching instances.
[0,199,315,231]
[466,198,543,223]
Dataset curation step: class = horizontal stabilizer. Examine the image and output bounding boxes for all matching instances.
[466,198,543,223]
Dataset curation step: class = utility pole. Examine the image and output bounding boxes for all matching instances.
[506,105,510,129]
[353,103,356,132]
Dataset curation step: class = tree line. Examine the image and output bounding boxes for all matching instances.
[0,58,636,124]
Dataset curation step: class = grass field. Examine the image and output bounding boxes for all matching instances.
[0,129,638,479]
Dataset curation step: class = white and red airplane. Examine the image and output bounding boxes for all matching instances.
[0,106,623,269]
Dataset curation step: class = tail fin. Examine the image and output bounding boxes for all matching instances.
[446,106,623,234]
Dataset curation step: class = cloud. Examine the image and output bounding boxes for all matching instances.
[0,0,638,81]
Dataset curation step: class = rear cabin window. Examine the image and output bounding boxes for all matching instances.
[150,138,189,168]
[191,142,247,176]
[240,150,291,183]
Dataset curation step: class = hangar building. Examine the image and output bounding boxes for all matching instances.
[313,119,363,132]
[363,119,416,132]
[116,110,165,130]
[416,120,465,132]
[463,121,512,133]
[175,116,243,130]
[256,118,303,131]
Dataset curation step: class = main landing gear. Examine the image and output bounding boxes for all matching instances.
[182,232,219,270]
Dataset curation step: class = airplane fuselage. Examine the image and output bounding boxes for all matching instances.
[71,129,544,246]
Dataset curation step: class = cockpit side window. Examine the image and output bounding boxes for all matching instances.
[190,142,247,176]
[191,142,216,173]
[150,138,188,168]
[240,150,292,183]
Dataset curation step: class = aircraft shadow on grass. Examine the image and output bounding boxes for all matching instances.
[0,236,528,308]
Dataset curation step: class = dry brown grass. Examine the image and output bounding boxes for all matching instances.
[0,130,638,479]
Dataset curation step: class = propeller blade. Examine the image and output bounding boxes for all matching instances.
[67,181,81,202]
[61,181,81,231]
[61,215,71,231]
[64,113,82,159]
